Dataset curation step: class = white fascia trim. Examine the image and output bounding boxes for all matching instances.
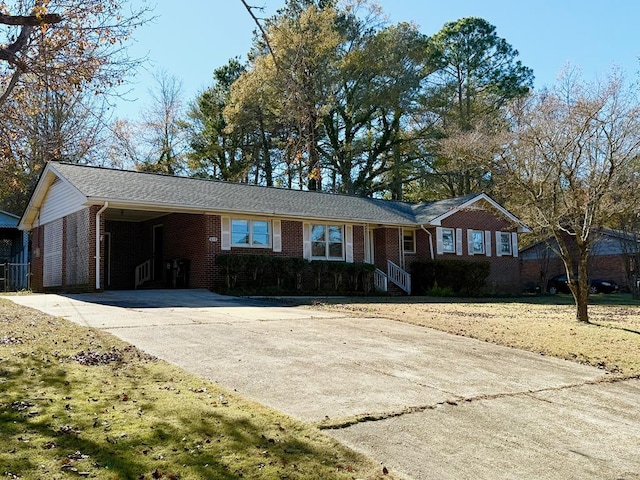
[18,163,89,231]
[428,193,531,233]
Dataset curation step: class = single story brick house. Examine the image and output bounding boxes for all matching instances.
[19,162,530,294]
[520,229,640,292]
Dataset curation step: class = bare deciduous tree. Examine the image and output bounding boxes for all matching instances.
[498,71,640,322]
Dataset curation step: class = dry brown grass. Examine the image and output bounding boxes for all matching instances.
[309,296,640,377]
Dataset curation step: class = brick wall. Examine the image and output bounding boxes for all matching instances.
[373,227,401,270]
[353,225,365,263]
[209,218,305,290]
[405,228,433,266]
[163,213,209,288]
[413,207,522,294]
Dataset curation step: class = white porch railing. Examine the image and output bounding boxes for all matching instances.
[387,260,411,294]
[374,268,388,292]
[135,259,151,289]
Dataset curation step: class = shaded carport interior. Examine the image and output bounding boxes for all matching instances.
[103,207,205,290]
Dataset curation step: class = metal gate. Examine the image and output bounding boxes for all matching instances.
[0,262,31,291]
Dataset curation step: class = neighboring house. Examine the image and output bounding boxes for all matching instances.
[0,210,29,290]
[19,162,530,294]
[520,229,640,292]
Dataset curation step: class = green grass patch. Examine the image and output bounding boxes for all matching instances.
[0,299,390,480]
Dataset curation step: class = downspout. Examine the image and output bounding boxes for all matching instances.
[398,228,404,269]
[95,202,109,290]
[421,225,434,260]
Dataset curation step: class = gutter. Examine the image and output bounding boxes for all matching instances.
[95,202,109,290]
[420,225,434,260]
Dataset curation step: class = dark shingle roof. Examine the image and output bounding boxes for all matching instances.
[51,162,477,226]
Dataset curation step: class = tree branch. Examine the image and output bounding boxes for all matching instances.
[239,0,279,70]
[0,13,62,26]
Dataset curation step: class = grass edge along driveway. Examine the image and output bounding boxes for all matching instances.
[307,294,640,378]
[0,299,395,480]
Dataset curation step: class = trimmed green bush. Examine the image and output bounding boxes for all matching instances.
[216,254,376,295]
[410,259,490,297]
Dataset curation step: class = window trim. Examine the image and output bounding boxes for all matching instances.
[403,229,416,254]
[230,218,271,248]
[498,231,512,256]
[441,227,455,254]
[311,223,345,260]
[470,229,485,255]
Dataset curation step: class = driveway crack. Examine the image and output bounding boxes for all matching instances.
[318,374,637,430]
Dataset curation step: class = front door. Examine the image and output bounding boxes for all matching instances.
[152,224,164,282]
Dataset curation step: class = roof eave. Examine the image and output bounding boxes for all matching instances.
[86,197,415,227]
[18,163,89,231]
[427,193,531,232]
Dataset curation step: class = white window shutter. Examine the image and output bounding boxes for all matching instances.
[436,227,444,255]
[345,225,353,263]
[485,230,492,257]
[467,229,474,255]
[272,219,282,252]
[221,216,231,251]
[512,232,519,257]
[303,223,311,260]
[495,231,502,257]
[456,228,463,256]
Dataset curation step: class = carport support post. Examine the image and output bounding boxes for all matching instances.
[95,202,109,290]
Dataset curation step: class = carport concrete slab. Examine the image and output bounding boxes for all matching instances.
[7,289,343,329]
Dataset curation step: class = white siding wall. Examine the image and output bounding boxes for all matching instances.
[39,178,87,226]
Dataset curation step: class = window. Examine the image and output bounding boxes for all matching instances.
[311,224,343,259]
[442,228,455,253]
[231,219,270,247]
[499,232,512,255]
[471,230,484,254]
[403,229,416,253]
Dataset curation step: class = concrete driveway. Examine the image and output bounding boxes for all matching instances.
[8,290,640,480]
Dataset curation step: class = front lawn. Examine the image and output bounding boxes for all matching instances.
[0,299,391,480]
[308,295,640,376]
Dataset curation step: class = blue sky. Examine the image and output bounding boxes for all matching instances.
[117,0,639,119]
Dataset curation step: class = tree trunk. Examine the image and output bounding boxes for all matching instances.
[573,248,591,323]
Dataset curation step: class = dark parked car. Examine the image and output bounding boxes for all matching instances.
[547,274,619,294]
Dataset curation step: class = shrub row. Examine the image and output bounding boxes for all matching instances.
[215,254,376,295]
[410,259,490,297]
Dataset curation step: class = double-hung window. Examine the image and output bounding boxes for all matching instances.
[231,219,270,247]
[442,228,455,253]
[498,232,512,255]
[470,230,485,255]
[403,229,416,254]
[311,224,344,260]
